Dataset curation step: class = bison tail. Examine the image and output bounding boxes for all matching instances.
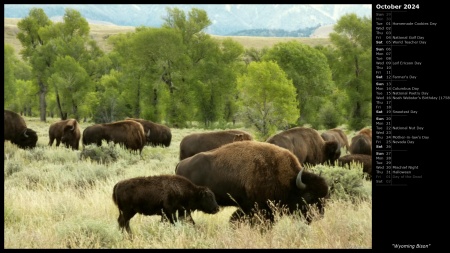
[112,183,119,206]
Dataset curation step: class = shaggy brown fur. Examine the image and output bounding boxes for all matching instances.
[321,128,350,154]
[48,119,81,150]
[179,130,253,160]
[82,120,146,154]
[125,118,172,147]
[337,154,372,180]
[4,110,38,149]
[266,127,340,166]
[349,134,372,155]
[112,174,220,234]
[176,141,329,225]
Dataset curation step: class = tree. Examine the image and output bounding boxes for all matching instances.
[16,8,52,121]
[47,56,90,120]
[262,41,335,128]
[236,61,299,140]
[4,44,16,108]
[329,13,372,130]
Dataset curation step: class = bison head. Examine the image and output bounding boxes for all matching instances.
[296,169,329,223]
[15,128,38,149]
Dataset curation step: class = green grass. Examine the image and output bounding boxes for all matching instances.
[4,117,371,249]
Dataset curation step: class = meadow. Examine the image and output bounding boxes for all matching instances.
[4,117,372,249]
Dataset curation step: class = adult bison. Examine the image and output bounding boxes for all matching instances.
[4,110,38,149]
[48,119,81,150]
[349,134,372,155]
[359,128,372,139]
[179,130,253,160]
[125,118,172,147]
[337,154,372,180]
[175,141,329,225]
[82,120,147,154]
[321,128,350,154]
[112,174,220,234]
[266,127,341,166]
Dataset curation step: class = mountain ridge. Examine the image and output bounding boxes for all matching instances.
[4,4,372,37]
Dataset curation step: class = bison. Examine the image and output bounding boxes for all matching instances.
[358,128,372,139]
[175,141,329,225]
[266,127,341,166]
[48,119,81,150]
[126,118,172,147]
[179,130,253,160]
[337,154,372,180]
[112,174,220,234]
[349,134,372,155]
[4,110,38,149]
[82,120,148,154]
[321,128,350,154]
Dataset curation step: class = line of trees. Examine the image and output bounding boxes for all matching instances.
[4,7,372,139]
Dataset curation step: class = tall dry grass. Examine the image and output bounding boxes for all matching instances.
[4,117,371,249]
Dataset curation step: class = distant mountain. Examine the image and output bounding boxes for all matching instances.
[4,4,372,37]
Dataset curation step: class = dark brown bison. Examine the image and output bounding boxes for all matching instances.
[321,128,350,154]
[125,118,172,147]
[48,119,81,150]
[337,154,372,180]
[82,120,147,154]
[112,174,220,234]
[349,134,372,155]
[179,130,253,160]
[266,127,341,166]
[175,141,329,225]
[4,110,38,149]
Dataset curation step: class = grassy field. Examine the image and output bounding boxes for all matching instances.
[4,117,371,249]
[4,17,332,60]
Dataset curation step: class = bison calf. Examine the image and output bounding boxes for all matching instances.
[112,175,220,234]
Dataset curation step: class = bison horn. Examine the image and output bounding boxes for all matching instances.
[23,129,29,138]
[146,129,151,137]
[70,125,75,131]
[296,170,307,190]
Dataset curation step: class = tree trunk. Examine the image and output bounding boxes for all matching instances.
[39,81,47,122]
[55,91,67,120]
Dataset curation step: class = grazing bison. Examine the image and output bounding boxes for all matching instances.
[337,154,372,180]
[179,130,253,160]
[82,120,147,154]
[48,119,81,150]
[266,127,341,166]
[4,110,38,149]
[349,134,372,155]
[112,174,220,234]
[126,118,172,147]
[321,128,350,154]
[176,141,329,225]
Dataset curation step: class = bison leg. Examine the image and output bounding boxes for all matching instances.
[178,210,195,225]
[55,139,61,147]
[118,210,136,234]
[48,136,55,146]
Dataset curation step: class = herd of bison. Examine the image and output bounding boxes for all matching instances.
[4,109,372,234]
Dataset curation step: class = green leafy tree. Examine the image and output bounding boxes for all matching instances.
[192,38,244,128]
[329,13,372,130]
[4,44,16,108]
[16,8,52,121]
[236,61,299,140]
[47,56,90,120]
[263,41,335,128]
